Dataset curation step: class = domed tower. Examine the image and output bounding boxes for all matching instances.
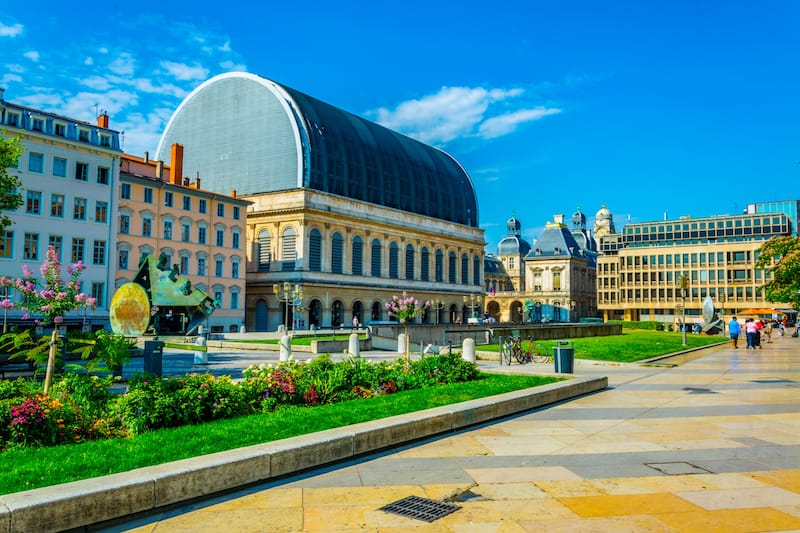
[571,206,587,231]
[571,206,596,252]
[497,213,531,291]
[594,204,616,239]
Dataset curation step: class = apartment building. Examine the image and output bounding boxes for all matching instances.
[117,144,250,333]
[0,89,121,328]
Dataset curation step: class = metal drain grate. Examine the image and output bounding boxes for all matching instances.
[645,462,714,475]
[380,495,461,522]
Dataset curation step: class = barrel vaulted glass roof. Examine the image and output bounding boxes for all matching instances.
[156,72,478,227]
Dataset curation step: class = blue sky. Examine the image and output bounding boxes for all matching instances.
[2,1,798,252]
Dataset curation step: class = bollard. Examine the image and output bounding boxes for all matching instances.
[239,324,246,334]
[349,333,360,357]
[279,334,291,362]
[397,331,408,355]
[194,336,208,364]
[462,337,476,362]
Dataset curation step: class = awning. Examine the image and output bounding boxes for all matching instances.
[737,308,782,315]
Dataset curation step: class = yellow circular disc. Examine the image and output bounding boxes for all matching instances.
[109,282,151,336]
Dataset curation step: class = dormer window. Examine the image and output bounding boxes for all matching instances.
[54,123,66,137]
[78,128,90,142]
[32,117,44,132]
[6,112,19,127]
[99,134,111,147]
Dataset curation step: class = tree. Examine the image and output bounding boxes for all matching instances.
[0,131,23,233]
[755,236,800,309]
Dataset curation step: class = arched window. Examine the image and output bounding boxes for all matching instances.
[371,239,381,277]
[448,251,456,284]
[473,255,481,285]
[389,242,399,279]
[420,247,430,281]
[352,236,363,276]
[309,229,322,271]
[405,244,415,280]
[331,300,344,327]
[257,229,271,271]
[308,299,322,327]
[371,301,382,321]
[461,253,469,285]
[435,249,444,282]
[331,232,343,274]
[281,227,296,271]
[254,299,268,331]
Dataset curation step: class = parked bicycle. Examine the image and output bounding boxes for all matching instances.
[502,335,551,365]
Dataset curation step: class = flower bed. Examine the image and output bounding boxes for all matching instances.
[0,352,480,451]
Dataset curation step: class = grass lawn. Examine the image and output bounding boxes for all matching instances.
[0,373,558,494]
[477,330,725,363]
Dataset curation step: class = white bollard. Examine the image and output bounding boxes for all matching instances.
[279,334,291,362]
[462,338,476,362]
[239,324,246,334]
[194,336,208,364]
[349,333,360,357]
[398,331,408,355]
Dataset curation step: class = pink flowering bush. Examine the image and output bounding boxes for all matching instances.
[385,291,430,324]
[1,246,96,325]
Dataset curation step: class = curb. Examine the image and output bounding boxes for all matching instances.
[0,375,607,533]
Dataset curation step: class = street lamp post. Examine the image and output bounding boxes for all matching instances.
[677,274,689,346]
[432,298,445,325]
[570,300,577,322]
[718,291,726,337]
[462,294,482,322]
[273,282,303,331]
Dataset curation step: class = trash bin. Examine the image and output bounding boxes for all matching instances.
[553,340,574,373]
[143,340,164,376]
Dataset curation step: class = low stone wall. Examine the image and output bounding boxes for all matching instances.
[369,323,621,348]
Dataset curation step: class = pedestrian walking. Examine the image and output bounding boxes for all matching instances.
[745,318,759,349]
[728,316,741,348]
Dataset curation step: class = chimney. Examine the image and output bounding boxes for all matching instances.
[97,112,109,129]
[231,188,237,198]
[156,161,164,179]
[194,172,201,190]
[0,88,5,102]
[143,151,149,164]
[170,143,184,185]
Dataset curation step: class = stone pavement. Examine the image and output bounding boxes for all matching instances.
[115,333,800,532]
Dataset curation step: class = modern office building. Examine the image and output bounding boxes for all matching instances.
[596,206,795,324]
[155,72,485,331]
[117,145,250,333]
[0,89,121,329]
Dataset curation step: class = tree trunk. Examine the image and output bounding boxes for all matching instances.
[43,329,58,394]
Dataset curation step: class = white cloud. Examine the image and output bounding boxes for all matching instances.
[220,60,247,72]
[479,107,561,139]
[108,52,136,75]
[0,22,23,38]
[23,50,39,62]
[161,61,209,81]
[1,73,22,86]
[79,76,113,91]
[5,63,24,74]
[132,78,187,98]
[371,86,557,145]
[84,56,94,66]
